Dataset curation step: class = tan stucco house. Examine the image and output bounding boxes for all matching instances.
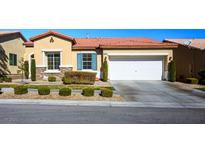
[23,31,177,80]
[0,31,26,79]
[164,39,205,81]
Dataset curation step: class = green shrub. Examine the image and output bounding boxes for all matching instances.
[14,86,28,95]
[62,77,72,84]
[4,77,12,82]
[48,76,56,82]
[82,88,94,96]
[186,78,199,84]
[24,61,29,79]
[102,57,108,82]
[198,68,205,85]
[59,88,71,96]
[168,60,176,82]
[198,68,205,78]
[31,59,36,81]
[100,88,113,97]
[0,78,3,83]
[38,87,50,95]
[63,71,96,85]
[199,79,205,85]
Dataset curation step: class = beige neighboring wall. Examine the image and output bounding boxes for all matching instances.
[173,45,205,81]
[33,35,72,66]
[0,37,25,74]
[24,47,34,60]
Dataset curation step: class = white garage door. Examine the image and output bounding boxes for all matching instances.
[109,56,163,80]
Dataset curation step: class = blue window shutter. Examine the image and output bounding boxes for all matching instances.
[92,53,97,70]
[77,53,82,70]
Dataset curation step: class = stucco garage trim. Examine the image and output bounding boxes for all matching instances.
[107,52,170,56]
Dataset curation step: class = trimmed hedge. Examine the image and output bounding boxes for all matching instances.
[38,87,50,95]
[100,88,113,97]
[48,76,56,82]
[168,60,176,82]
[186,78,199,84]
[62,77,72,84]
[14,86,28,95]
[82,88,94,96]
[63,71,96,85]
[102,57,108,82]
[24,61,29,79]
[59,88,71,96]
[31,59,36,81]
[4,77,12,82]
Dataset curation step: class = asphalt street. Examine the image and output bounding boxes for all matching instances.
[0,104,205,124]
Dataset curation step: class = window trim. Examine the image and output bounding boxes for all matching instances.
[9,53,17,66]
[46,52,61,71]
[82,53,92,70]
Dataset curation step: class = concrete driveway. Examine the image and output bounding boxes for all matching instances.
[111,80,205,103]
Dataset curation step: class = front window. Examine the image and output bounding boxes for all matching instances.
[82,53,92,69]
[47,53,60,70]
[9,53,17,66]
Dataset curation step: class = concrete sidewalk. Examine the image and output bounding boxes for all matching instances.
[1,99,205,109]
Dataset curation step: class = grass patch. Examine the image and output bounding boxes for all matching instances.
[196,87,205,91]
[0,84,114,91]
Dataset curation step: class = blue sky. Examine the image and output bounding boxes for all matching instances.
[5,29,205,41]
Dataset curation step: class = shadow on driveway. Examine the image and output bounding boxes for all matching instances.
[111,80,205,104]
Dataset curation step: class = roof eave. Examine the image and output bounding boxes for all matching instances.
[72,46,97,50]
[99,45,178,49]
[0,31,27,42]
[30,31,75,44]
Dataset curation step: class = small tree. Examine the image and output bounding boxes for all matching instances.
[0,44,10,77]
[168,60,176,82]
[17,57,26,82]
[31,59,36,81]
[102,57,108,82]
[24,61,29,79]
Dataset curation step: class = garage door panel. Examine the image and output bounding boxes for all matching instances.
[109,56,163,80]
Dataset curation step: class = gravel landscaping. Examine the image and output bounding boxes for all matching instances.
[0,91,124,101]
[0,80,121,101]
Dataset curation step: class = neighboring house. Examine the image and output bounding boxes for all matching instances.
[0,31,26,79]
[23,31,177,80]
[164,39,205,81]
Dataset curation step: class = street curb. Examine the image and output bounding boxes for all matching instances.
[1,99,205,109]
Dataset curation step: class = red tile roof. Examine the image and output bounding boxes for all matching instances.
[24,31,177,49]
[73,38,177,49]
[0,31,27,42]
[23,41,34,47]
[29,30,76,44]
[164,39,205,50]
